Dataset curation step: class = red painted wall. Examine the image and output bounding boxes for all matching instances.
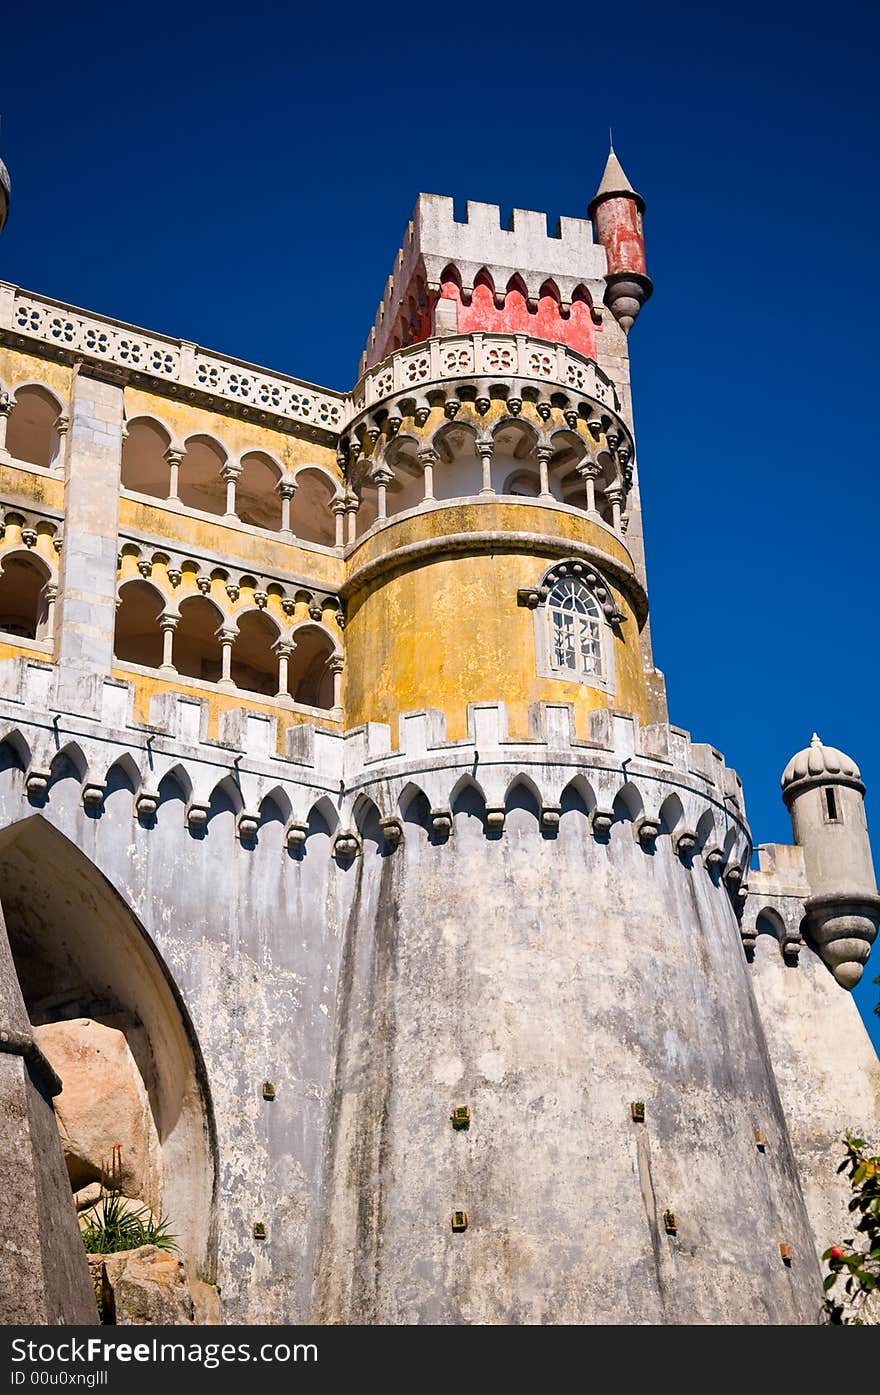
[439,277,598,357]
[592,199,647,277]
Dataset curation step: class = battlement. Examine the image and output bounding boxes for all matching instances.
[0,658,748,872]
[363,193,610,371]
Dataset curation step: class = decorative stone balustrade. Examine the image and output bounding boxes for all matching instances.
[0,284,345,436]
[350,333,620,414]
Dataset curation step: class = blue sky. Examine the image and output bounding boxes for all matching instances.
[1,0,878,1045]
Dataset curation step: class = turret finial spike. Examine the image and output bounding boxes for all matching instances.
[811,732,822,746]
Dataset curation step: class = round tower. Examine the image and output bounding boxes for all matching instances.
[588,147,652,333]
[781,734,880,987]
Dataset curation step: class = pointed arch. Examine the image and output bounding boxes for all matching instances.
[259,785,293,827]
[399,782,432,837]
[103,752,142,804]
[451,775,487,835]
[156,763,193,816]
[306,795,340,837]
[49,740,88,788]
[505,774,542,815]
[659,792,684,835]
[695,808,717,851]
[0,729,32,776]
[207,775,243,825]
[560,774,596,820]
[612,782,645,824]
[353,793,384,851]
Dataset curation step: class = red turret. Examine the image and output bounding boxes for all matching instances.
[588,148,652,333]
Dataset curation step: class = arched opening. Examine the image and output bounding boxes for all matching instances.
[236,452,282,531]
[432,423,481,501]
[174,596,223,683]
[0,815,217,1282]
[503,468,541,497]
[114,581,164,668]
[7,386,62,468]
[493,419,538,496]
[179,436,227,516]
[289,469,336,546]
[230,611,280,696]
[121,419,172,498]
[0,553,51,640]
[451,777,487,838]
[288,626,335,708]
[548,430,589,506]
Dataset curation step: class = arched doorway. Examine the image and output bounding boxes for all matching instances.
[0,815,218,1286]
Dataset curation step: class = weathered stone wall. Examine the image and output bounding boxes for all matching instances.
[0,671,859,1324]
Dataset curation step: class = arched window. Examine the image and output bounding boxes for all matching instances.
[545,577,603,680]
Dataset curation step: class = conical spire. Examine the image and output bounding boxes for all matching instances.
[589,146,644,216]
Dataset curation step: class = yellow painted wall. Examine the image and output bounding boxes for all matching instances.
[116,666,341,740]
[0,347,73,403]
[119,496,344,590]
[344,503,648,742]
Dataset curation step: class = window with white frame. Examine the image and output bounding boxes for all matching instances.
[546,577,603,680]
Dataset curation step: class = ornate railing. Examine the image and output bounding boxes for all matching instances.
[0,283,345,433]
[0,285,621,437]
[350,333,620,415]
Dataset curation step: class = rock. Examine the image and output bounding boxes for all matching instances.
[93,1245,195,1326]
[33,1019,162,1211]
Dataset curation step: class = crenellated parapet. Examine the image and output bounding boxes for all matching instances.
[360,195,611,373]
[0,656,749,883]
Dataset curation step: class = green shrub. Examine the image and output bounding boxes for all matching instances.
[81,1190,179,1256]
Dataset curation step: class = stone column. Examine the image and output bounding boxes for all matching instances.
[54,368,125,716]
[418,446,436,503]
[478,441,495,496]
[345,499,359,545]
[536,445,553,499]
[277,479,297,537]
[327,653,344,711]
[165,447,184,501]
[0,390,11,458]
[332,499,347,548]
[217,626,237,689]
[606,485,624,532]
[372,467,393,522]
[158,613,179,675]
[41,583,58,641]
[274,639,294,698]
[53,412,70,470]
[578,461,601,514]
[221,464,241,520]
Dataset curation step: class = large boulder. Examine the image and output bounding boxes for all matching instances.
[34,1019,162,1211]
[91,1246,195,1325]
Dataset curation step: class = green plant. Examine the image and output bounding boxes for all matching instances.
[821,1131,880,1325]
[80,1145,179,1256]
[81,1190,179,1255]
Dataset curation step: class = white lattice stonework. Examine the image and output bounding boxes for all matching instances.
[1,285,345,437]
[355,333,619,411]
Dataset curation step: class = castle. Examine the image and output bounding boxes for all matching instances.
[0,145,878,1326]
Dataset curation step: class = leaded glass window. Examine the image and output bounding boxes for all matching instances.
[546,577,603,679]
